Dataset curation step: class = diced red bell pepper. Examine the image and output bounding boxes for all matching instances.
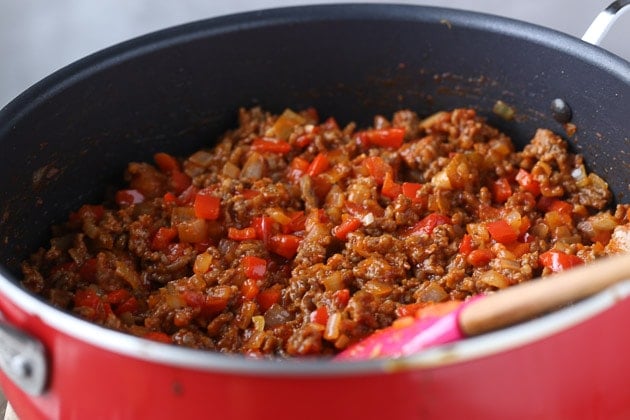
[151,226,178,251]
[241,278,260,300]
[169,170,192,194]
[332,216,362,240]
[79,258,98,282]
[106,289,131,305]
[333,289,350,307]
[516,168,540,196]
[409,213,451,236]
[251,216,275,246]
[114,296,139,316]
[242,255,267,280]
[144,331,172,344]
[194,189,221,220]
[467,248,494,267]
[549,200,573,215]
[491,177,512,203]
[506,241,531,258]
[486,219,518,244]
[228,227,257,241]
[310,306,329,325]
[269,234,301,259]
[307,152,330,177]
[285,211,306,233]
[74,288,100,309]
[252,137,292,154]
[115,189,145,206]
[287,157,310,184]
[539,250,583,272]
[359,127,406,148]
[402,182,423,203]
[396,302,426,318]
[363,156,393,186]
[163,192,177,204]
[381,172,402,199]
[459,234,474,256]
[154,152,180,173]
[240,189,260,199]
[257,288,281,312]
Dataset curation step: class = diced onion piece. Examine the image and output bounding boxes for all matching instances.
[431,169,452,190]
[268,208,292,225]
[322,272,345,292]
[324,311,341,340]
[240,152,265,180]
[193,252,213,275]
[419,111,449,130]
[177,218,208,243]
[222,161,240,178]
[364,280,393,297]
[493,100,515,120]
[265,108,306,140]
[114,260,141,290]
[479,270,508,288]
[360,212,375,226]
[590,212,618,231]
[189,150,214,167]
[571,165,589,187]
[252,315,265,332]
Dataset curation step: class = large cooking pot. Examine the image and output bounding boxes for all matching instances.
[1,3,629,419]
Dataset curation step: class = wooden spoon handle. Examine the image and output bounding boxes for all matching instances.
[459,253,630,337]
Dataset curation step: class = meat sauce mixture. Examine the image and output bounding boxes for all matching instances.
[22,107,630,357]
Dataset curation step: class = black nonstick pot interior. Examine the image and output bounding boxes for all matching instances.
[0,4,628,280]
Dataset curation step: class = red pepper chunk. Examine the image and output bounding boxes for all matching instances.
[115,189,145,206]
[287,157,310,183]
[360,127,406,148]
[467,249,494,267]
[257,288,281,312]
[332,216,362,240]
[539,250,583,272]
[194,189,221,220]
[151,227,178,251]
[144,332,172,344]
[402,182,423,203]
[363,156,393,185]
[381,172,402,199]
[310,306,329,325]
[228,227,257,241]
[242,255,267,280]
[269,234,301,259]
[491,177,512,203]
[486,220,518,244]
[409,213,451,236]
[241,278,260,300]
[154,152,180,173]
[516,168,541,196]
[307,152,330,177]
[252,138,292,154]
[459,234,474,256]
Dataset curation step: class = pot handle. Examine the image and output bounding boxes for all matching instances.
[582,0,630,45]
[0,318,48,395]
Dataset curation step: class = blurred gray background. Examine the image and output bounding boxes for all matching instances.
[0,0,628,417]
[0,0,628,108]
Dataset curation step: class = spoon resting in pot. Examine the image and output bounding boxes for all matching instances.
[336,252,630,361]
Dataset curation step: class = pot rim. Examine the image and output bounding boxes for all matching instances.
[1,3,629,377]
[3,265,630,375]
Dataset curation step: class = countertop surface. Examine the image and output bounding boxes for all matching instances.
[1,0,628,418]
